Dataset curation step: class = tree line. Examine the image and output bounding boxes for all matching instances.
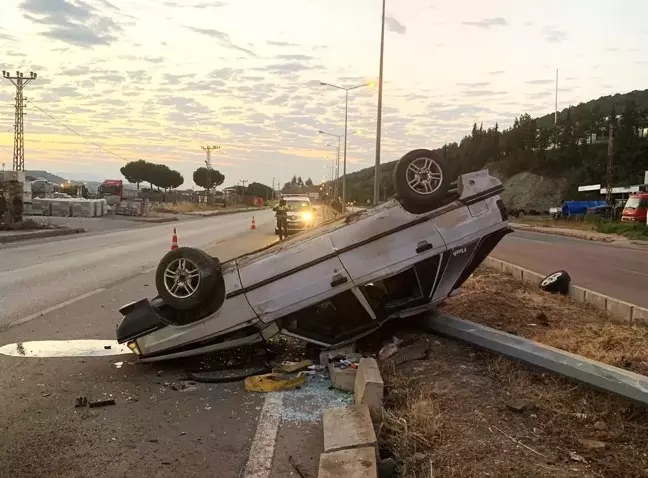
[340,89,648,203]
[120,159,184,191]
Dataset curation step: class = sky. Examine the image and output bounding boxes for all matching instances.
[2,0,648,189]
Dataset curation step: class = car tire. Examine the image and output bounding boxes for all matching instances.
[155,247,220,310]
[539,270,571,295]
[393,149,452,214]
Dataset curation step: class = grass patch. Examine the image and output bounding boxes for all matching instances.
[514,215,648,240]
[441,267,648,375]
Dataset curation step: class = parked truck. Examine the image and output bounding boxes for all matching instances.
[621,192,648,224]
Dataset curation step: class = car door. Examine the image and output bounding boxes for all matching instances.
[331,204,447,286]
[239,233,353,323]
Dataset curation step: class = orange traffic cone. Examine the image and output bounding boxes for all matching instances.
[250,216,257,230]
[171,228,179,250]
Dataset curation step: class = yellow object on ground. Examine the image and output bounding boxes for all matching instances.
[272,360,313,374]
[244,372,307,392]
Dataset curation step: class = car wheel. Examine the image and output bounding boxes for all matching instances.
[539,270,571,295]
[392,149,452,214]
[155,247,220,310]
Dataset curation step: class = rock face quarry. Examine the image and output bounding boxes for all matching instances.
[487,169,569,212]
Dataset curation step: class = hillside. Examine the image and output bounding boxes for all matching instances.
[25,170,67,183]
[338,88,648,208]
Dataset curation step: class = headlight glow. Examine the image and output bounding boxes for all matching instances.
[303,212,313,221]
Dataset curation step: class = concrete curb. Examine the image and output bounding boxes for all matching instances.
[128,216,179,224]
[318,357,385,478]
[483,256,648,324]
[509,222,618,243]
[193,207,271,218]
[0,227,85,244]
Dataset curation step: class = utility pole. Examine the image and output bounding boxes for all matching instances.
[373,0,386,205]
[606,123,614,204]
[201,145,220,193]
[240,179,248,188]
[2,70,38,171]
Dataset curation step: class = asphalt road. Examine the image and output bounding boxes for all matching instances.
[493,230,648,308]
[0,210,337,478]
[0,208,340,478]
[0,210,275,328]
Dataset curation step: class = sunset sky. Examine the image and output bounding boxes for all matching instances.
[2,0,648,188]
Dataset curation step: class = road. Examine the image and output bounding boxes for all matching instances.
[0,209,338,478]
[493,229,648,308]
[0,210,275,328]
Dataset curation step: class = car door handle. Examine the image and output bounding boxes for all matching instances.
[330,274,348,288]
[416,240,433,254]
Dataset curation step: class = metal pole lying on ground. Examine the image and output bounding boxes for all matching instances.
[416,313,648,406]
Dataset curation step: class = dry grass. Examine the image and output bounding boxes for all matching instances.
[378,340,648,478]
[441,267,648,375]
[377,266,648,477]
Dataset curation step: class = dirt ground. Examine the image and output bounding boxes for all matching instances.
[375,266,648,478]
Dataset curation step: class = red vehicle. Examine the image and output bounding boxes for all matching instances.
[621,192,648,223]
[98,180,139,200]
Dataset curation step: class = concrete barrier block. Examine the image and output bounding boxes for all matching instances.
[328,363,357,392]
[354,358,384,415]
[584,290,607,310]
[568,285,587,303]
[501,262,523,280]
[318,447,377,478]
[606,298,634,321]
[521,269,544,287]
[483,256,503,271]
[323,404,377,453]
[632,306,648,324]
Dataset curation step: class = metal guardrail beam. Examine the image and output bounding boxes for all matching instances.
[416,313,648,406]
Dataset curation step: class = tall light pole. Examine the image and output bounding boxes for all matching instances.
[324,144,339,198]
[373,0,386,205]
[318,130,343,200]
[320,81,371,207]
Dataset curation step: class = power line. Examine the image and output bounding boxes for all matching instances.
[25,99,130,162]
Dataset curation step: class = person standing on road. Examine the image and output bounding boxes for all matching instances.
[274,198,289,238]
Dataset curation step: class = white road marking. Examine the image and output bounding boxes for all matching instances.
[8,288,106,329]
[243,393,284,478]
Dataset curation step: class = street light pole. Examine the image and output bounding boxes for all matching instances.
[373,0,386,205]
[320,81,370,208]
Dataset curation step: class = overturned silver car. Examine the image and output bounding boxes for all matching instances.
[116,149,512,362]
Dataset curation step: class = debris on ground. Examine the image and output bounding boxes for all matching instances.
[88,398,116,408]
[74,396,115,408]
[383,338,429,367]
[244,371,308,392]
[272,360,313,374]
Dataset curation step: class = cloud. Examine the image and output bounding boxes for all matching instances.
[461,90,506,97]
[459,82,490,88]
[267,40,300,48]
[276,54,314,62]
[462,17,508,29]
[385,15,407,35]
[526,79,554,85]
[20,0,124,47]
[187,26,256,57]
[489,70,505,75]
[544,26,567,43]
